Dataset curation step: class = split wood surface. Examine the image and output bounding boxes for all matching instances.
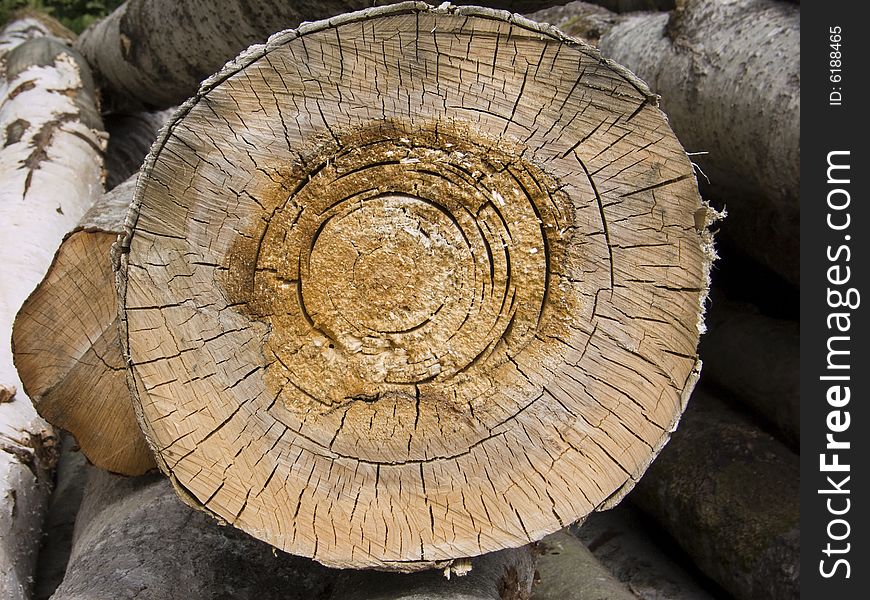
[0,14,105,599]
[13,108,169,474]
[117,1,711,570]
[13,177,155,476]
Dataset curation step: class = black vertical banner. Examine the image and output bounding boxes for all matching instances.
[802,1,869,597]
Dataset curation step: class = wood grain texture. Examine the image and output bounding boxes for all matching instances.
[118,2,713,570]
[14,178,156,476]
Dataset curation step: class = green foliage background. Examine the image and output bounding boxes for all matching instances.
[0,0,124,33]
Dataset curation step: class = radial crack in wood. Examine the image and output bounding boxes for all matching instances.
[118,2,713,570]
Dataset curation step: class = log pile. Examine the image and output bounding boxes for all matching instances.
[2,1,799,599]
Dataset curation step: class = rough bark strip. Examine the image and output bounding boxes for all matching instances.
[118,1,713,570]
[51,468,337,600]
[571,504,716,600]
[13,176,155,476]
[531,531,636,600]
[0,15,105,600]
[526,2,623,46]
[75,0,570,112]
[330,547,534,600]
[630,386,800,600]
[699,293,799,447]
[597,0,800,284]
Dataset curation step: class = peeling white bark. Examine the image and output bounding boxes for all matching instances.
[0,17,105,600]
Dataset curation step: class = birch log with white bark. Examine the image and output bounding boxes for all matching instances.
[13,177,155,476]
[75,0,568,112]
[0,14,105,600]
[118,2,712,571]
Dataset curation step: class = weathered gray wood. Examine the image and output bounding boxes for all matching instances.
[572,504,716,600]
[699,293,799,447]
[531,531,636,600]
[118,1,712,570]
[630,387,800,600]
[76,0,568,111]
[104,109,173,189]
[51,469,337,600]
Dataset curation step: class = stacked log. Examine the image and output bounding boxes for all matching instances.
[532,532,637,600]
[572,504,716,599]
[104,108,172,189]
[0,13,105,599]
[530,0,800,286]
[74,0,568,111]
[51,469,338,600]
[630,387,800,600]
[115,1,710,570]
[700,293,799,448]
[13,177,155,476]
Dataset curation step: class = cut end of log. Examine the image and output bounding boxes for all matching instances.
[118,2,711,570]
[13,178,155,476]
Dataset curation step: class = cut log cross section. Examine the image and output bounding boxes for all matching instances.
[118,3,712,570]
[14,177,155,476]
